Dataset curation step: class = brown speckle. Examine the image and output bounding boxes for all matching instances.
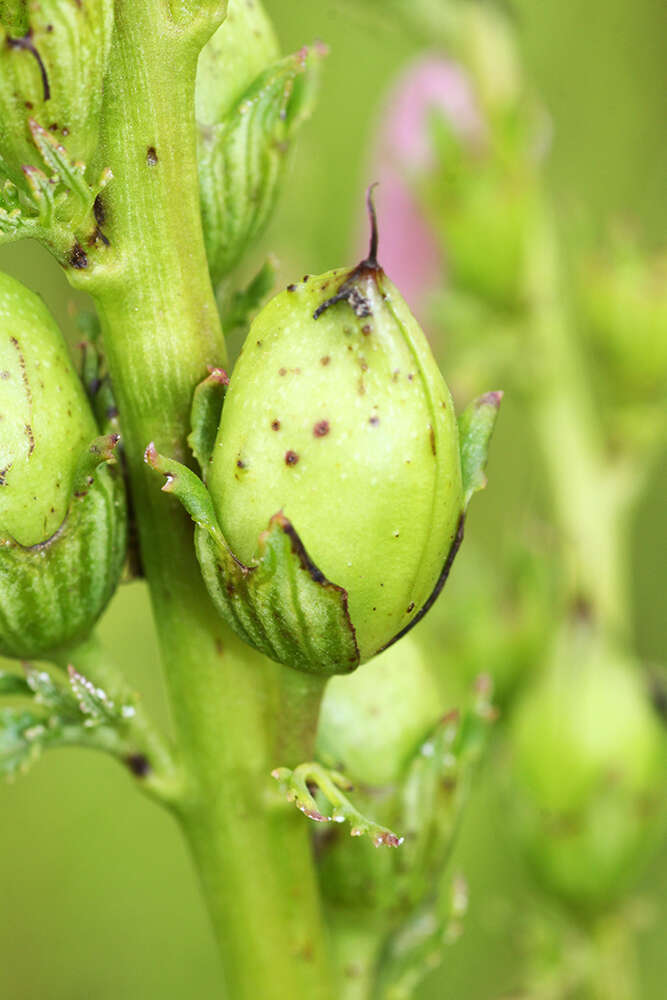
[429,425,436,455]
[278,367,287,376]
[287,283,297,292]
[285,450,299,466]
[369,415,379,426]
[146,146,158,166]
[256,340,262,347]
[126,754,151,778]
[313,420,330,437]
[271,419,281,431]
[407,373,414,381]
[302,275,310,282]
[407,602,415,613]
[362,324,371,335]
[320,356,330,366]
[236,459,246,469]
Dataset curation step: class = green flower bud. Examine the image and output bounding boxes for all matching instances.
[508,626,666,911]
[0,273,127,659]
[147,194,500,674]
[196,1,322,283]
[0,1,114,187]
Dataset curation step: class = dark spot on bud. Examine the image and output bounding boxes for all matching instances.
[62,126,69,137]
[69,241,88,269]
[126,754,151,778]
[93,194,106,226]
[287,283,297,292]
[369,415,379,426]
[146,146,158,166]
[407,373,414,381]
[49,122,58,132]
[320,356,330,366]
[256,340,262,347]
[362,325,371,335]
[303,275,310,282]
[271,419,281,431]
[313,420,330,437]
[285,450,299,466]
[429,426,436,455]
[24,101,33,109]
[407,602,415,613]
[279,367,287,376]
[236,459,246,469]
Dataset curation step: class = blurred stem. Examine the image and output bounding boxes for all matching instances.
[524,197,631,642]
[68,4,333,997]
[48,630,182,804]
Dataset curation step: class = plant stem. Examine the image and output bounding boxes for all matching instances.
[71,4,332,996]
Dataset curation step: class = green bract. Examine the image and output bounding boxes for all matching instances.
[147,198,500,674]
[0,273,127,659]
[508,625,666,911]
[196,1,322,283]
[0,1,114,186]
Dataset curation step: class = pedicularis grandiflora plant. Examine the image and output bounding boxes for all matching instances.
[1,3,663,1000]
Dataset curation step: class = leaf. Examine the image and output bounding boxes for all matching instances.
[272,761,403,847]
[458,390,503,508]
[187,366,230,476]
[0,669,30,697]
[145,447,360,675]
[199,45,325,283]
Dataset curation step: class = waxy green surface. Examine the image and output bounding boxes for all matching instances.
[0,272,97,547]
[211,266,463,661]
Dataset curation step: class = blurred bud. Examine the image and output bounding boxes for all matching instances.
[456,2,521,115]
[0,273,127,659]
[578,233,667,404]
[317,636,445,786]
[0,1,114,187]
[508,625,666,911]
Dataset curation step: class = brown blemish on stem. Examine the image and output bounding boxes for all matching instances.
[126,754,151,778]
[69,241,89,269]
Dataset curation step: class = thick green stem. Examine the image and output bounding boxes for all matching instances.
[71,4,332,997]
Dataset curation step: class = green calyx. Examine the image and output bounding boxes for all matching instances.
[196,0,324,283]
[147,198,501,675]
[0,1,114,185]
[0,273,127,659]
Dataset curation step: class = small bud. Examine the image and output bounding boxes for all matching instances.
[508,626,666,910]
[0,273,127,659]
[148,193,501,674]
[0,1,114,186]
[196,1,322,282]
[317,636,445,787]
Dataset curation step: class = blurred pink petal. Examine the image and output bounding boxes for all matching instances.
[358,56,481,315]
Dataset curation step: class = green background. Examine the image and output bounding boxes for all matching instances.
[1,1,664,997]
